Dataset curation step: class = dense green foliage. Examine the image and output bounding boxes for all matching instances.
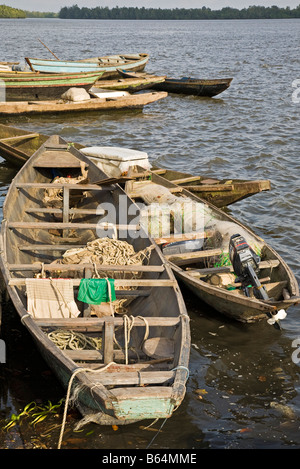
[0,4,26,17]
[58,4,300,20]
[24,11,58,18]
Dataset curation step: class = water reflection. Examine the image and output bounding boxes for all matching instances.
[185,290,300,448]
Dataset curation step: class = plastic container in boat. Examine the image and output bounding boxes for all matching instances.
[81,146,151,178]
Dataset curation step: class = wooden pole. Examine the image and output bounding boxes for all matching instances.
[38,39,59,60]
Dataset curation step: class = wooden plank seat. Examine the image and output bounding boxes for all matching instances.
[58,369,175,386]
[171,176,202,184]
[25,208,106,215]
[186,259,280,276]
[8,263,165,273]
[19,244,87,251]
[15,182,115,191]
[63,349,149,363]
[34,316,181,329]
[8,222,141,230]
[9,278,176,287]
[165,248,223,266]
[182,184,234,192]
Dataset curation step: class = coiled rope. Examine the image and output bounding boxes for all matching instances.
[48,330,102,351]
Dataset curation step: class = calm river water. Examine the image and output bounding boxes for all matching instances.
[0,18,299,450]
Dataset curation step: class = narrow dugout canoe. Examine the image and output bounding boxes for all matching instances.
[0,124,84,166]
[151,167,271,208]
[25,53,149,78]
[125,167,299,325]
[0,91,167,116]
[151,77,233,97]
[0,135,190,432]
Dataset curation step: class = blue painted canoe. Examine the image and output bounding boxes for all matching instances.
[25,53,149,78]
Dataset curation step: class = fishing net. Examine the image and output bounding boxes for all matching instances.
[134,180,264,255]
[43,161,88,208]
[52,237,153,315]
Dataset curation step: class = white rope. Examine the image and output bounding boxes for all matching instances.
[123,315,135,365]
[57,361,115,449]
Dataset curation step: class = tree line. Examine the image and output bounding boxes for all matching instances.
[1,4,300,20]
[0,5,26,18]
[58,4,300,20]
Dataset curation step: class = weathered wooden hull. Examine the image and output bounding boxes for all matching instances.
[0,91,167,116]
[94,74,166,92]
[0,124,83,165]
[152,77,233,97]
[152,167,271,208]
[0,136,190,428]
[127,168,299,324]
[25,53,149,78]
[0,71,103,101]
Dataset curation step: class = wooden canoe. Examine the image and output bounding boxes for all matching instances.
[0,124,270,207]
[0,71,103,101]
[0,135,190,431]
[151,167,271,208]
[152,77,233,97]
[126,167,299,324]
[94,73,166,93]
[25,53,149,78]
[0,124,84,166]
[0,91,167,116]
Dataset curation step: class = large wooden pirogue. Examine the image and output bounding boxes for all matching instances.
[0,124,270,208]
[0,136,190,429]
[0,91,167,116]
[126,167,299,325]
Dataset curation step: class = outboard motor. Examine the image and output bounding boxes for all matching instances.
[229,233,269,300]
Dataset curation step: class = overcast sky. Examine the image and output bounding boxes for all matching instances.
[6,0,300,12]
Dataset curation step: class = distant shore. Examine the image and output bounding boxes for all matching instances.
[1,4,300,20]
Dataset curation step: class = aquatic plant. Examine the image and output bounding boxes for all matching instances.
[3,399,64,430]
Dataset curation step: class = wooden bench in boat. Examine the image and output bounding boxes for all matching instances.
[165,248,223,266]
[64,370,175,386]
[128,181,184,199]
[15,182,115,191]
[35,316,180,365]
[9,278,176,287]
[182,184,234,192]
[25,208,106,216]
[63,349,173,365]
[19,244,87,251]
[8,263,165,273]
[8,221,141,231]
[166,249,282,270]
[34,316,180,328]
[186,259,280,277]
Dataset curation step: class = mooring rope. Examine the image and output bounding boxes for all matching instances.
[57,362,116,449]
